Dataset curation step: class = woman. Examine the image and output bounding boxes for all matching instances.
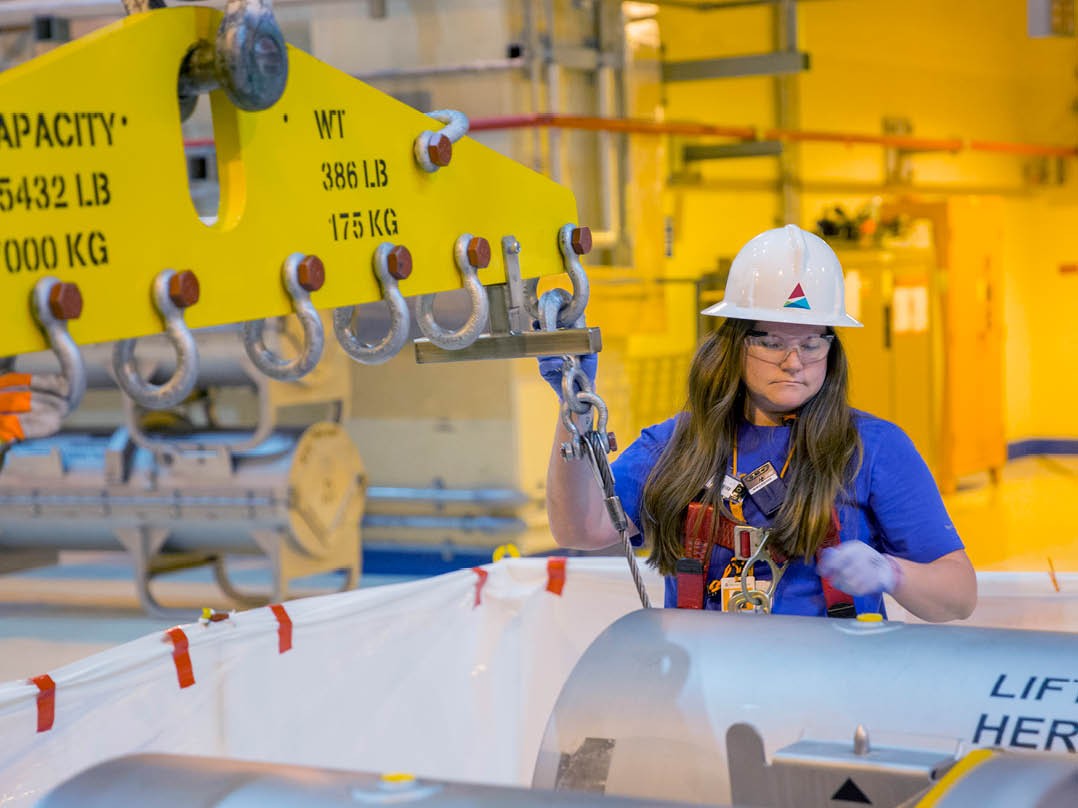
[544,225,976,622]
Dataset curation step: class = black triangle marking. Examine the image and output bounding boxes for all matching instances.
[831,777,872,804]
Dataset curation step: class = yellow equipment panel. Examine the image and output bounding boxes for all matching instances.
[0,7,578,354]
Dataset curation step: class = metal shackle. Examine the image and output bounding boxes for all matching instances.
[415,234,491,350]
[176,0,288,115]
[413,109,469,173]
[112,270,201,410]
[525,224,592,329]
[31,277,87,412]
[242,253,326,381]
[333,243,412,365]
[216,0,288,111]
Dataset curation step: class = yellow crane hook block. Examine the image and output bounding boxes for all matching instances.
[0,6,578,355]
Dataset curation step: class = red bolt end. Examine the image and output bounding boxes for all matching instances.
[466,237,492,269]
[427,134,453,168]
[571,226,593,256]
[48,282,83,321]
[297,255,325,292]
[607,432,618,453]
[387,245,413,280]
[168,270,200,309]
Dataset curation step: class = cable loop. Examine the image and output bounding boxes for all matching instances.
[333,243,412,365]
[112,270,201,410]
[31,277,86,412]
[414,109,469,173]
[415,234,490,350]
[242,253,325,380]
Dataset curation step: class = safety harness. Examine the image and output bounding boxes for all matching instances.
[673,416,855,617]
[674,504,855,616]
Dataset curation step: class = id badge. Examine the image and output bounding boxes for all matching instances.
[741,461,787,516]
[720,474,746,504]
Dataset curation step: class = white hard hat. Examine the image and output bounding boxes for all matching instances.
[702,224,863,327]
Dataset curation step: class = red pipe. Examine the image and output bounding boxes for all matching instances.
[968,139,1078,157]
[181,114,1078,160]
[765,128,963,152]
[468,113,757,139]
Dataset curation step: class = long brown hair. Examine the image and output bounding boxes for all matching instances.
[642,318,862,575]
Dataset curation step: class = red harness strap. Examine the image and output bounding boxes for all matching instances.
[676,504,855,617]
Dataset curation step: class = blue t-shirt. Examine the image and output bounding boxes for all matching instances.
[611,411,963,616]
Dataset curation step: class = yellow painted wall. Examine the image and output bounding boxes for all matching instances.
[658,0,1078,442]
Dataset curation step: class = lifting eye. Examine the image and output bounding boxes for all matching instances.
[112,269,201,410]
[415,234,491,351]
[31,277,87,413]
[242,253,326,381]
[333,243,412,366]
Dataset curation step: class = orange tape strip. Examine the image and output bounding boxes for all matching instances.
[269,604,293,654]
[30,674,55,733]
[165,627,195,689]
[0,391,31,412]
[546,557,567,596]
[472,567,489,607]
[0,373,31,388]
[0,415,25,442]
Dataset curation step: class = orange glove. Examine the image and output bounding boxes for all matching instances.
[0,372,70,447]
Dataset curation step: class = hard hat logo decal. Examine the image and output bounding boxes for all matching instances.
[783,283,811,310]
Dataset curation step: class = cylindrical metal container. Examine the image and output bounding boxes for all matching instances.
[0,424,362,558]
[37,753,680,807]
[533,610,1078,806]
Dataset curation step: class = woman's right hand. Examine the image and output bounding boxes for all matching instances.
[538,354,598,399]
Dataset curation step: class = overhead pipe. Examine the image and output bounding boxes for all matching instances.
[466,114,1078,158]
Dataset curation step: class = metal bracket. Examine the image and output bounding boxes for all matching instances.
[727,722,959,808]
[415,234,601,363]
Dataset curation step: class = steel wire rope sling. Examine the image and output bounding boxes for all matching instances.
[555,353,651,610]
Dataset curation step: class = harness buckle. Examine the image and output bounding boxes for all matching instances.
[731,524,767,561]
[728,527,788,614]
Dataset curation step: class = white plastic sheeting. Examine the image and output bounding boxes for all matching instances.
[1,558,1074,806]
[0,559,663,807]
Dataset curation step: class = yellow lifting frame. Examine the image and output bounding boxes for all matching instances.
[0,6,579,355]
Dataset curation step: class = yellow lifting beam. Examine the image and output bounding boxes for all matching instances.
[0,6,578,355]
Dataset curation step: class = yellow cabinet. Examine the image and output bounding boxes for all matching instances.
[835,197,1006,492]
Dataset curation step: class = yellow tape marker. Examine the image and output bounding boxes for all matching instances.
[492,543,521,562]
[914,748,995,807]
[0,7,578,354]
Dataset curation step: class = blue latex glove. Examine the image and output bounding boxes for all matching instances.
[538,353,597,400]
[817,541,902,596]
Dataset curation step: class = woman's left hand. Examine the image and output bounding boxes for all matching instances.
[818,541,901,596]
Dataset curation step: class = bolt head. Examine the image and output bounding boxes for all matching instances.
[168,270,200,308]
[570,226,593,256]
[296,255,325,292]
[466,237,492,269]
[606,432,618,453]
[427,134,453,168]
[560,442,574,460]
[48,282,83,321]
[386,245,412,280]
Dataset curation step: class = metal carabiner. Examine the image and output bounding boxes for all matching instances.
[112,269,201,410]
[728,530,788,614]
[333,243,412,365]
[413,109,469,173]
[415,234,491,350]
[525,224,592,328]
[31,277,86,412]
[242,253,325,381]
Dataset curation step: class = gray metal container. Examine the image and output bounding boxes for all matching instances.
[533,609,1078,805]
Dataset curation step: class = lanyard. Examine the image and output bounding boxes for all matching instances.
[728,422,795,522]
